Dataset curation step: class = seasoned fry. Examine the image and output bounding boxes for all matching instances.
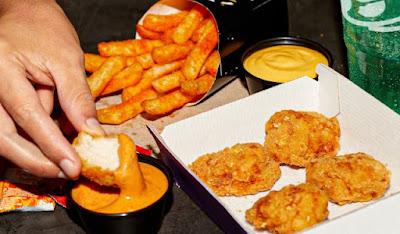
[152,71,184,94]
[172,6,206,44]
[101,63,143,95]
[143,11,188,32]
[191,18,213,42]
[204,50,220,76]
[161,29,174,44]
[126,56,137,66]
[182,20,218,80]
[136,24,162,40]
[84,53,106,73]
[135,53,154,69]
[143,90,193,115]
[97,89,158,124]
[152,41,194,64]
[180,74,214,96]
[98,39,164,57]
[87,56,126,98]
[122,60,184,101]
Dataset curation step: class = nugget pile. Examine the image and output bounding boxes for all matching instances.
[84,5,220,124]
[189,110,391,233]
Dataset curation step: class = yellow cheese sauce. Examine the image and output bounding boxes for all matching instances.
[71,135,168,214]
[243,45,328,83]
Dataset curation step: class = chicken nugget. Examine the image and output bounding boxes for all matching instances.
[264,110,340,167]
[306,153,391,205]
[246,183,329,233]
[189,143,281,196]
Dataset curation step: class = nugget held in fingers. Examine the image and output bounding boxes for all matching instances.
[246,183,329,233]
[143,90,193,115]
[72,132,122,187]
[190,143,281,196]
[98,39,164,57]
[265,110,340,167]
[152,71,184,94]
[84,53,106,73]
[182,20,218,80]
[136,24,162,40]
[181,74,214,96]
[172,6,206,44]
[122,60,184,101]
[306,153,391,205]
[97,89,158,124]
[87,56,126,98]
[143,11,188,32]
[101,63,143,95]
[152,41,194,64]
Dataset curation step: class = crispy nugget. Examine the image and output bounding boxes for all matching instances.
[306,153,391,205]
[246,183,329,233]
[189,143,281,196]
[265,110,340,167]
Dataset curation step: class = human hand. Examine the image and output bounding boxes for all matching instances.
[0,0,104,179]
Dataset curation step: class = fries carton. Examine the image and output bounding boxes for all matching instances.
[148,64,400,233]
[136,0,220,106]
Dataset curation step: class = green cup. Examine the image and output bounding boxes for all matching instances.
[340,0,400,113]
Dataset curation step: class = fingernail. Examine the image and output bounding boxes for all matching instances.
[59,159,78,178]
[57,171,68,179]
[84,118,105,136]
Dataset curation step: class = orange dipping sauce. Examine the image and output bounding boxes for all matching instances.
[71,135,168,214]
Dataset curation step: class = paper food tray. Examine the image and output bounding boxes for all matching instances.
[148,64,400,233]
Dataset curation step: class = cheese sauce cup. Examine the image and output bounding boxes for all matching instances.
[67,154,173,234]
[241,37,333,94]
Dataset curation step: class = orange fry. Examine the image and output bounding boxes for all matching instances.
[101,62,143,95]
[87,56,126,98]
[181,74,214,96]
[191,18,213,42]
[143,11,188,32]
[122,60,184,101]
[136,24,162,40]
[152,71,184,94]
[84,53,106,73]
[152,41,194,64]
[126,56,137,66]
[136,53,154,69]
[161,29,174,44]
[172,6,206,44]
[182,20,218,80]
[97,89,158,124]
[98,39,164,57]
[143,90,193,116]
[204,50,220,76]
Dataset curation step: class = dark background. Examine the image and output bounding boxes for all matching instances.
[0,0,347,233]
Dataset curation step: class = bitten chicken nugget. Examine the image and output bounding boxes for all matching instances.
[152,41,194,64]
[143,11,188,32]
[246,183,329,233]
[73,132,135,187]
[84,53,106,73]
[136,24,162,40]
[172,6,206,44]
[306,153,391,205]
[182,18,218,80]
[264,110,340,167]
[100,62,143,96]
[189,143,281,196]
[87,56,126,98]
[122,60,184,101]
[98,39,164,57]
[97,89,158,124]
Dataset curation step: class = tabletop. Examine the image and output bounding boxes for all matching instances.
[0,0,347,233]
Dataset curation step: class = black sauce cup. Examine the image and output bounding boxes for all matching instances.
[67,154,173,234]
[241,37,333,94]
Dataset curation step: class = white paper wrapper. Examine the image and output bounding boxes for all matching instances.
[149,64,400,233]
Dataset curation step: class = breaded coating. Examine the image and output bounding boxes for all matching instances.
[246,183,329,233]
[306,153,391,205]
[189,143,281,196]
[265,110,340,167]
